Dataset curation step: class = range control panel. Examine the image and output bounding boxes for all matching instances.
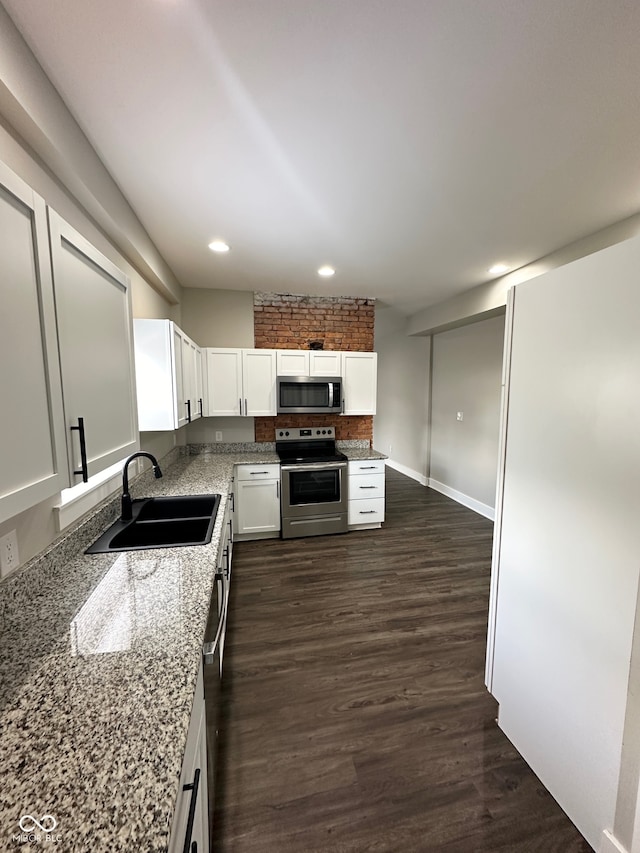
[276,426,334,441]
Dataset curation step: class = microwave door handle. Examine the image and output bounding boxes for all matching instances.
[328,382,333,407]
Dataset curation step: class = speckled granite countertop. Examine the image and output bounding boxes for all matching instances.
[0,451,251,853]
[0,443,385,852]
[342,448,387,461]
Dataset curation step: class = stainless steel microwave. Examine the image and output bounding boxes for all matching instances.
[276,376,343,414]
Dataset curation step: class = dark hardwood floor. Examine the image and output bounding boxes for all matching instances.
[210,469,591,852]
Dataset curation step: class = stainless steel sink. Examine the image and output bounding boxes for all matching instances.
[86,494,221,553]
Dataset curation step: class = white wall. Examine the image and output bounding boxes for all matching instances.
[0,3,182,304]
[374,305,430,482]
[181,288,255,348]
[408,212,640,336]
[429,315,505,517]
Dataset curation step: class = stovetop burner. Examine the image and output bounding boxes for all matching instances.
[275,426,347,465]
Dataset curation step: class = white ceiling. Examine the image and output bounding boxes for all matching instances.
[4,0,640,315]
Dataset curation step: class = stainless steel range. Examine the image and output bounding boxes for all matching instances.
[276,426,349,539]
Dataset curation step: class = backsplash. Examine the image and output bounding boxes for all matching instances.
[254,414,373,443]
[253,292,375,444]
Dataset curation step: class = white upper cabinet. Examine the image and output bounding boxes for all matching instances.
[276,349,310,377]
[0,162,68,524]
[309,350,342,377]
[205,348,276,417]
[48,210,139,483]
[276,349,343,377]
[342,352,378,415]
[204,348,243,416]
[133,319,201,430]
[242,350,277,416]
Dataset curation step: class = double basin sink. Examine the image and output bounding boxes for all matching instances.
[86,494,221,553]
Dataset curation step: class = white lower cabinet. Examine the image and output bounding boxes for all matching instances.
[168,657,209,853]
[348,459,385,528]
[234,464,281,539]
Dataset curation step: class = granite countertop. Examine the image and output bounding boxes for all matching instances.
[0,443,387,851]
[0,452,240,853]
[342,448,387,461]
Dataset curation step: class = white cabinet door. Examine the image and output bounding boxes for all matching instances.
[235,479,280,535]
[242,350,277,416]
[168,658,209,853]
[310,351,342,377]
[276,349,310,376]
[235,464,281,536]
[194,346,204,419]
[173,325,188,429]
[48,210,138,482]
[180,332,202,424]
[0,162,68,524]
[342,352,378,415]
[204,348,243,416]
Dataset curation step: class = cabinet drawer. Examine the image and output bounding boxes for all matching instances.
[236,463,280,481]
[348,497,385,525]
[349,473,385,497]
[348,459,385,476]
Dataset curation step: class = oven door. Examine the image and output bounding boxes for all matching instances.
[280,461,347,518]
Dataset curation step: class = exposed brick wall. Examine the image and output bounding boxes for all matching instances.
[253,292,375,444]
[254,293,374,351]
[255,414,373,443]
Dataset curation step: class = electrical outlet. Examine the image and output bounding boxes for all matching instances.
[215,431,223,442]
[456,411,464,421]
[0,530,19,576]
[389,443,393,455]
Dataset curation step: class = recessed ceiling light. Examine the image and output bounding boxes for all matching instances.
[488,263,509,275]
[208,240,230,253]
[318,265,335,277]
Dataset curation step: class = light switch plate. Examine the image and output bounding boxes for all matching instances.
[456,411,464,421]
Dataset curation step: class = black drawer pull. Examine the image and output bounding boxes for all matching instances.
[70,417,89,482]
[182,767,200,853]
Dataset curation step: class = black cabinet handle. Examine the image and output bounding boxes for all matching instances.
[198,398,203,416]
[182,767,200,853]
[186,399,192,423]
[70,417,89,482]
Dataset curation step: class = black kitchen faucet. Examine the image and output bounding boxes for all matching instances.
[120,452,163,521]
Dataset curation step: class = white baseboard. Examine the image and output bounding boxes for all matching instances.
[600,829,628,853]
[427,478,495,521]
[385,459,427,486]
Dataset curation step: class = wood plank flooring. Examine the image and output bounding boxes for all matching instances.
[209,469,591,852]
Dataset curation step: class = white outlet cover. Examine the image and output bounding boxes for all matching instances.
[0,529,19,576]
[456,411,464,421]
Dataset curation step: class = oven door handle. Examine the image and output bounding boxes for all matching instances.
[281,461,348,472]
